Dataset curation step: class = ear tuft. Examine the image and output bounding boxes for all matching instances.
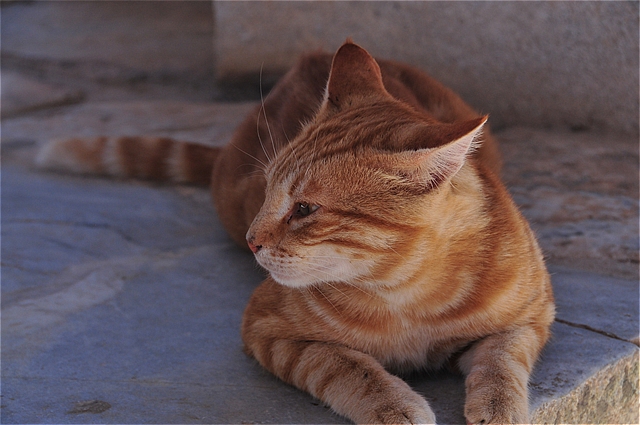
[397,116,487,190]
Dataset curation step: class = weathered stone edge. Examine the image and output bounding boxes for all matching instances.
[531,349,639,424]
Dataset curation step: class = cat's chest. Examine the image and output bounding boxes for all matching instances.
[299,291,473,369]
[348,311,470,370]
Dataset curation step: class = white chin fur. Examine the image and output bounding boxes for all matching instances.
[268,269,316,288]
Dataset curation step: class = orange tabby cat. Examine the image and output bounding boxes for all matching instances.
[36,41,554,424]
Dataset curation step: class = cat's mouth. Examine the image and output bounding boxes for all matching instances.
[255,249,349,288]
[253,252,311,287]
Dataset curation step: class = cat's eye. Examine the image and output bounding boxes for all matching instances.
[298,203,312,216]
[288,202,319,223]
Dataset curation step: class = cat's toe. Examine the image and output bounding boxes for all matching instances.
[373,398,436,424]
[376,408,436,425]
[464,397,528,425]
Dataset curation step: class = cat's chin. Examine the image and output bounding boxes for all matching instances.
[268,270,316,288]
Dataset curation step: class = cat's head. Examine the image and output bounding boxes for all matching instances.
[246,41,486,288]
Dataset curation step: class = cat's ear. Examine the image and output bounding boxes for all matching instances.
[324,41,388,110]
[393,116,488,190]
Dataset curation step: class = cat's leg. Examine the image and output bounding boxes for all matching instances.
[247,338,436,425]
[458,326,547,424]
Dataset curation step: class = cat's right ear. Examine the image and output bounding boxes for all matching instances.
[323,41,389,111]
[391,116,488,190]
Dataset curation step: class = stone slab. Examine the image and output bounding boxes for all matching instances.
[532,348,638,424]
[550,266,639,344]
[1,1,214,76]
[2,142,639,423]
[499,127,639,280]
[215,1,639,134]
[529,325,638,424]
[1,72,84,118]
[1,101,256,149]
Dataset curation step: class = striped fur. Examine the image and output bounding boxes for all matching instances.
[36,135,218,185]
[35,40,554,424]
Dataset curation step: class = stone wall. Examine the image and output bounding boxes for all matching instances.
[214,1,639,134]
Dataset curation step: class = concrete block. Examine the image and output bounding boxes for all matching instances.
[532,347,638,424]
[215,1,639,134]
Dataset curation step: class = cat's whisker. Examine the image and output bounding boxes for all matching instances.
[255,114,272,165]
[323,281,350,300]
[296,270,343,317]
[384,244,407,261]
[302,132,319,178]
[286,133,302,173]
[302,286,320,306]
[281,124,292,148]
[300,262,377,299]
[340,280,377,299]
[232,144,268,170]
[314,287,343,317]
[241,169,268,178]
[258,64,277,162]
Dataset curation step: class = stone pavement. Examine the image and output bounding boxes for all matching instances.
[1,2,638,424]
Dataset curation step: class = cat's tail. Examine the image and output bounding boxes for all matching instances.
[35,136,220,185]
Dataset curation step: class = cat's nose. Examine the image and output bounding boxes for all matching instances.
[246,236,262,254]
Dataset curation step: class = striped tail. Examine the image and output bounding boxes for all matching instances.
[35,136,220,185]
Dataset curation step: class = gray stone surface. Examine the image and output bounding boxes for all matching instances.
[2,101,255,148]
[2,151,638,424]
[550,266,639,344]
[1,72,84,118]
[215,1,639,134]
[532,349,638,424]
[499,127,639,280]
[2,1,214,75]
[1,1,218,103]
[526,324,638,425]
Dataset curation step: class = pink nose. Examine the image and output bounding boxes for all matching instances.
[247,239,261,254]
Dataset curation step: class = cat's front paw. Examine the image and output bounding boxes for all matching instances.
[373,403,436,425]
[463,386,528,425]
[367,385,436,425]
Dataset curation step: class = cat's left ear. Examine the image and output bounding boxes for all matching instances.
[393,116,488,190]
[323,41,389,111]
